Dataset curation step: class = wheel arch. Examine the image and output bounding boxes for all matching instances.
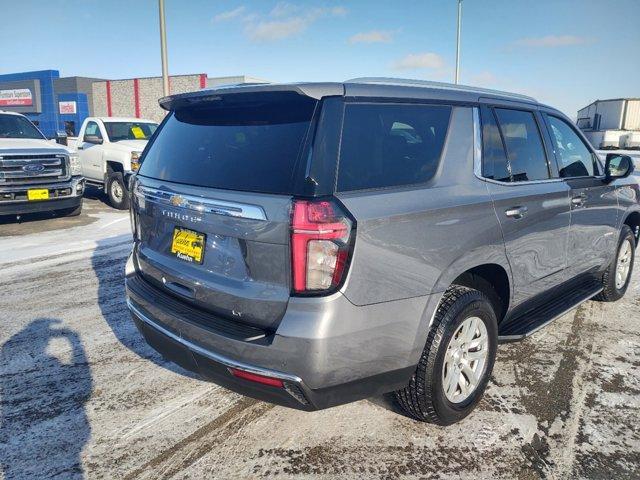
[429,244,513,319]
[105,161,125,193]
[452,264,511,323]
[623,209,640,245]
[408,252,513,367]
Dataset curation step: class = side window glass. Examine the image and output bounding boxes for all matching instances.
[84,122,102,140]
[337,104,451,192]
[546,115,596,178]
[494,108,549,182]
[480,106,510,181]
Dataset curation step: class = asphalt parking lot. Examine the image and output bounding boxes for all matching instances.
[0,193,639,479]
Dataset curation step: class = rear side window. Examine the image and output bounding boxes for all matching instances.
[138,95,317,194]
[337,103,451,191]
[546,115,597,177]
[494,108,549,182]
[480,106,510,181]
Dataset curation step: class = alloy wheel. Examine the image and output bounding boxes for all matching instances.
[442,316,489,403]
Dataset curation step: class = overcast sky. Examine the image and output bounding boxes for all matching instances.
[2,0,639,116]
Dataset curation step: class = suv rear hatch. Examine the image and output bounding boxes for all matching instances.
[132,88,340,331]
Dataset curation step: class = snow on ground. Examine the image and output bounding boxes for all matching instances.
[1,195,639,479]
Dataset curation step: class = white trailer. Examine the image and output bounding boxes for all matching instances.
[577,98,640,149]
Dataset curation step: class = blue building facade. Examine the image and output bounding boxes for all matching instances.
[0,70,102,138]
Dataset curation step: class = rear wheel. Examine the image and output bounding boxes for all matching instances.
[395,285,498,425]
[594,225,635,302]
[107,171,130,210]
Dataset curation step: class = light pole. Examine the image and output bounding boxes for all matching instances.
[159,0,170,96]
[454,0,462,84]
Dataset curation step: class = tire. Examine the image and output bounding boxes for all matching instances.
[395,285,498,425]
[106,171,130,210]
[59,203,82,217]
[594,225,635,302]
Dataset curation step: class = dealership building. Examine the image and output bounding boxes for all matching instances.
[0,70,267,138]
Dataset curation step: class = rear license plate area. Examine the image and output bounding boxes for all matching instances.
[170,227,206,264]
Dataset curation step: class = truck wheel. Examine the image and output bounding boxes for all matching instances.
[395,285,498,425]
[60,203,82,217]
[107,171,130,210]
[594,225,635,302]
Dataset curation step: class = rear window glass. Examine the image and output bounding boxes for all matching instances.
[138,95,316,194]
[337,103,451,191]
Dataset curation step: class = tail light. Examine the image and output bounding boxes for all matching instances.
[291,199,354,294]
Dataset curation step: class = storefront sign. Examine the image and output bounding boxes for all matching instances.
[0,88,33,106]
[59,101,77,114]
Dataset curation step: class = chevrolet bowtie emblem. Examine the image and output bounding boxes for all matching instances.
[170,195,185,207]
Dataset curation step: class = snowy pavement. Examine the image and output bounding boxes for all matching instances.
[1,196,639,479]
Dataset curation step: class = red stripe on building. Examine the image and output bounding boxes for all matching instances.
[106,80,112,117]
[133,78,140,118]
[199,73,206,89]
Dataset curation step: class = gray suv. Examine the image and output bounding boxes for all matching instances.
[125,78,639,425]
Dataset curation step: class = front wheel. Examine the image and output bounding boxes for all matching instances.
[395,285,498,425]
[107,171,130,210]
[594,225,636,302]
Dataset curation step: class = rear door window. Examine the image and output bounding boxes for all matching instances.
[480,106,510,181]
[138,94,317,194]
[494,108,549,182]
[546,115,598,177]
[337,103,451,192]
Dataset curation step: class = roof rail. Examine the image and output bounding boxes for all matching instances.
[345,77,537,103]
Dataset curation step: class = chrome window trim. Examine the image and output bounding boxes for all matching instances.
[472,107,483,178]
[135,184,268,221]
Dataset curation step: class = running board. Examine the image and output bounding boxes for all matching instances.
[498,279,602,342]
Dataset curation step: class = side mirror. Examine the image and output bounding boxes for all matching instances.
[605,153,634,182]
[84,134,103,145]
[55,131,68,146]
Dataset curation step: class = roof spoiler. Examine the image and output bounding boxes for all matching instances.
[159,83,344,111]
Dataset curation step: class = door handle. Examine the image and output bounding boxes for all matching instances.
[77,145,84,150]
[505,206,528,219]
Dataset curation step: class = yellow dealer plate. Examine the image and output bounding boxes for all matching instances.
[170,227,205,264]
[27,189,50,201]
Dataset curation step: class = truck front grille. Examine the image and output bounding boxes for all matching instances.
[0,154,69,185]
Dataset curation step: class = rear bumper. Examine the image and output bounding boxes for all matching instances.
[125,250,430,410]
[0,177,84,215]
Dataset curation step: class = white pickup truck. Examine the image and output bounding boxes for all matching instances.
[0,111,84,218]
[76,117,158,209]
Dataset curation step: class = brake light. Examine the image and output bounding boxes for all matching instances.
[291,199,353,294]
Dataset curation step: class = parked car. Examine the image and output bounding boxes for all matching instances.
[76,117,157,209]
[125,79,640,425]
[0,111,84,218]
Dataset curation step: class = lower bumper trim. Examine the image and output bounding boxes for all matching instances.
[127,299,303,384]
[0,194,81,215]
